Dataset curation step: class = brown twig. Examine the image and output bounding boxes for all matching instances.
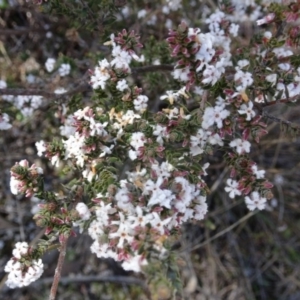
[0,65,173,99]
[36,275,151,299]
[132,64,174,74]
[261,94,299,107]
[262,111,300,131]
[0,84,90,99]
[49,237,68,300]
[180,211,257,253]
[0,28,47,35]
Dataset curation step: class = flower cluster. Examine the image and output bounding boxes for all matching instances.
[83,159,208,272]
[4,242,44,288]
[10,160,43,197]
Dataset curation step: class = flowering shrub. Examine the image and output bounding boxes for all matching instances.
[1,0,300,298]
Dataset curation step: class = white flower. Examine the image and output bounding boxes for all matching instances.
[122,254,148,273]
[54,87,67,94]
[133,95,148,112]
[90,59,111,90]
[149,212,171,234]
[111,45,132,69]
[225,179,241,199]
[0,79,7,89]
[0,113,12,130]
[166,0,182,11]
[251,165,265,179]
[193,196,208,220]
[130,132,146,150]
[202,105,230,129]
[265,74,277,86]
[264,31,272,39]
[128,206,153,228]
[89,119,108,137]
[35,140,46,157]
[116,79,129,91]
[115,186,134,212]
[208,133,224,146]
[88,220,104,240]
[12,242,29,259]
[202,64,222,85]
[5,255,44,288]
[236,59,249,69]
[148,188,175,209]
[76,202,91,220]
[229,138,251,154]
[10,176,20,195]
[128,149,138,161]
[152,124,168,145]
[95,201,112,226]
[190,128,208,156]
[109,216,133,248]
[151,161,174,178]
[137,9,147,19]
[245,191,267,211]
[51,154,60,168]
[238,101,256,121]
[63,132,86,167]
[278,63,291,71]
[45,58,56,72]
[173,66,190,82]
[229,23,239,37]
[58,63,71,77]
[90,241,118,260]
[234,70,253,90]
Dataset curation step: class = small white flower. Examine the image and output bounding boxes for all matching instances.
[133,95,148,112]
[202,105,230,129]
[225,179,241,199]
[229,23,239,37]
[0,113,12,130]
[234,70,253,90]
[45,58,56,72]
[122,254,148,273]
[238,101,256,121]
[245,191,267,211]
[265,74,277,86]
[12,242,29,259]
[58,63,71,77]
[35,140,46,157]
[76,202,91,220]
[116,79,129,92]
[229,138,251,154]
[0,80,7,89]
[130,132,146,150]
[251,165,265,179]
[173,66,190,82]
[137,9,147,19]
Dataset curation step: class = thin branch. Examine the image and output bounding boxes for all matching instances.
[132,64,174,74]
[0,28,46,35]
[180,211,257,253]
[0,84,91,99]
[38,275,151,300]
[39,275,147,288]
[261,94,300,107]
[0,65,173,99]
[49,237,68,300]
[263,111,300,132]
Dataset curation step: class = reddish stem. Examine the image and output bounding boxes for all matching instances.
[49,237,69,300]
